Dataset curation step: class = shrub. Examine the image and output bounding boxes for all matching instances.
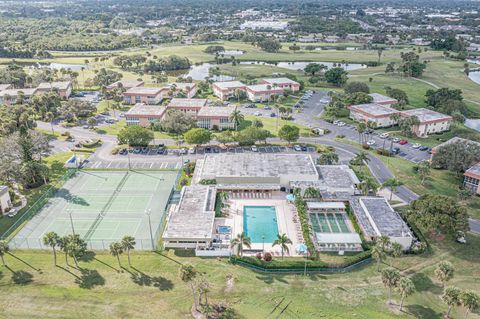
[362,144,370,150]
[255,252,263,260]
[199,179,216,185]
[263,252,272,262]
[336,134,345,138]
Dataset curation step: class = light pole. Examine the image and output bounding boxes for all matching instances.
[126,139,132,170]
[262,235,265,253]
[67,209,75,235]
[145,209,154,250]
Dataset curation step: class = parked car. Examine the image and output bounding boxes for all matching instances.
[180,148,188,154]
[82,125,90,129]
[419,145,429,151]
[366,140,376,146]
[156,147,165,155]
[254,111,262,116]
[391,147,401,155]
[294,145,302,151]
[270,112,276,117]
[412,143,421,149]
[244,103,256,108]
[251,145,258,152]
[392,137,400,143]
[133,148,142,154]
[264,106,272,110]
[141,147,149,154]
[301,145,308,151]
[119,148,128,155]
[337,121,346,127]
[399,139,408,145]
[188,147,195,154]
[379,132,389,139]
[333,120,340,125]
[365,128,374,134]
[7,208,18,218]
[213,147,220,153]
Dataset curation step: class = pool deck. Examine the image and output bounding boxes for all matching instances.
[223,195,303,257]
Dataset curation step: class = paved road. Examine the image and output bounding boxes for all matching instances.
[469,218,480,235]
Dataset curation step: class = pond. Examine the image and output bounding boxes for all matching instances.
[182,63,235,81]
[468,71,480,85]
[239,60,366,71]
[465,118,480,132]
[16,62,89,71]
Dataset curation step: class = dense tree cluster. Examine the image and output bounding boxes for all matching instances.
[431,140,480,173]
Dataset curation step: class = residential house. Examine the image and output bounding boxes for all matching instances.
[166,98,208,115]
[123,87,166,105]
[261,78,300,92]
[36,81,73,99]
[368,93,398,106]
[348,103,399,127]
[246,84,284,102]
[124,103,167,126]
[197,106,235,130]
[400,108,452,137]
[212,81,247,100]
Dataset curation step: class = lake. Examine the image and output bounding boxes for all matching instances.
[183,63,235,81]
[465,118,480,132]
[239,60,366,71]
[18,62,89,71]
[218,50,244,55]
[468,71,480,85]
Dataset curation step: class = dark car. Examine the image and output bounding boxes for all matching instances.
[390,147,401,155]
[133,148,141,154]
[156,147,165,154]
[141,147,149,154]
[301,145,308,151]
[419,145,429,151]
[270,112,276,117]
[213,147,220,153]
[119,148,128,155]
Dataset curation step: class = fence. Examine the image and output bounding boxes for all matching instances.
[0,169,78,241]
[8,237,157,251]
[230,257,372,274]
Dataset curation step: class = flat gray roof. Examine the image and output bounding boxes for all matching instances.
[368,93,398,104]
[317,165,361,188]
[197,106,235,117]
[262,77,299,85]
[350,197,413,238]
[213,81,246,89]
[246,84,284,92]
[0,185,8,196]
[0,88,37,97]
[163,186,216,240]
[37,81,71,90]
[400,108,452,123]
[168,98,207,108]
[466,162,480,176]
[125,87,164,95]
[350,103,398,117]
[125,103,166,116]
[433,137,480,151]
[196,153,317,179]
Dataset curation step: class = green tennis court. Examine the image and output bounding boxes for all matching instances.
[12,170,178,250]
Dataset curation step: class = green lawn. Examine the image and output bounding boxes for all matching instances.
[0,234,479,319]
[243,115,312,137]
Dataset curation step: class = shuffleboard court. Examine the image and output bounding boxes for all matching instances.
[11,170,178,250]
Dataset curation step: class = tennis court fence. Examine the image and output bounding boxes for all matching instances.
[1,169,78,241]
[8,237,159,251]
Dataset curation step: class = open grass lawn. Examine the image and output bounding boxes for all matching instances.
[243,115,312,137]
[0,152,73,236]
[0,233,479,319]
[380,155,480,220]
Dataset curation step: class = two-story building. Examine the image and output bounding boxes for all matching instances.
[0,186,12,215]
[166,98,208,115]
[170,83,197,98]
[212,81,247,100]
[124,103,167,126]
[197,106,236,130]
[36,81,73,99]
[400,108,452,137]
[261,78,300,92]
[464,163,480,194]
[123,87,166,105]
[246,84,284,102]
[348,103,399,127]
[106,80,145,92]
[0,88,38,106]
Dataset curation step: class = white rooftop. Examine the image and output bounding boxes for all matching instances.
[213,81,246,89]
[37,81,71,90]
[262,77,299,85]
[246,84,284,92]
[307,202,346,210]
[315,233,362,244]
[368,93,398,104]
[197,106,235,117]
[168,98,207,108]
[350,103,399,117]
[124,103,166,116]
[400,108,452,123]
[125,87,164,95]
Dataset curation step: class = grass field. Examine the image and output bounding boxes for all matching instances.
[0,233,478,319]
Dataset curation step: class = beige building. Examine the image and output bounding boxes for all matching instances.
[246,84,284,102]
[123,87,166,105]
[368,93,398,106]
[106,80,145,92]
[124,103,167,126]
[261,78,300,92]
[212,81,247,100]
[196,106,235,130]
[348,103,399,127]
[0,186,12,215]
[0,88,37,106]
[400,108,452,137]
[166,98,208,115]
[464,163,480,194]
[36,81,73,99]
[170,83,197,98]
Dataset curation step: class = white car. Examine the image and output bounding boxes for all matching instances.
[188,147,195,154]
[333,120,340,125]
[366,140,376,146]
[294,145,302,151]
[251,145,258,152]
[180,148,188,154]
[379,132,389,139]
[337,121,346,127]
[7,208,18,218]
[254,111,262,116]
[392,137,400,143]
[412,143,421,149]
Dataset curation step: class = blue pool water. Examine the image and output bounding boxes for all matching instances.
[243,206,279,243]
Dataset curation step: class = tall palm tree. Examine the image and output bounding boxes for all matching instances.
[272,233,292,259]
[230,232,251,257]
[442,286,462,318]
[0,240,9,266]
[197,275,211,306]
[371,244,386,271]
[58,236,70,269]
[43,232,60,266]
[381,267,401,304]
[353,151,369,165]
[179,263,198,309]
[357,122,367,144]
[397,276,415,311]
[460,290,480,319]
[229,107,244,132]
[382,178,403,201]
[110,241,124,269]
[435,261,454,288]
[121,236,136,267]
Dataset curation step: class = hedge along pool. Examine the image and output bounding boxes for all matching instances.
[243,206,279,243]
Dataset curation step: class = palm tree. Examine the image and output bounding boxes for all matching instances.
[230,232,251,257]
[357,122,367,144]
[435,261,454,287]
[397,276,415,311]
[179,263,198,309]
[318,152,339,165]
[121,236,136,267]
[45,112,55,135]
[371,244,386,271]
[58,236,70,269]
[381,267,401,304]
[390,242,403,258]
[460,290,480,319]
[353,151,369,165]
[382,178,404,201]
[304,187,320,199]
[196,275,211,306]
[110,241,124,269]
[229,107,244,132]
[442,286,462,318]
[43,232,60,266]
[273,233,292,259]
[0,240,9,266]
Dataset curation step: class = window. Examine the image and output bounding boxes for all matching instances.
[135,96,141,103]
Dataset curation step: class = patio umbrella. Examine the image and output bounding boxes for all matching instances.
[295,243,308,254]
[286,194,295,202]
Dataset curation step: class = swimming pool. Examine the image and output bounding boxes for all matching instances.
[243,206,279,243]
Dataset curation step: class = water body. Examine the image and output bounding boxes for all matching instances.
[240,60,366,71]
[468,71,480,85]
[183,63,235,81]
[465,118,480,132]
[18,62,88,71]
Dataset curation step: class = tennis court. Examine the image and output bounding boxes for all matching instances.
[310,213,352,234]
[11,170,178,250]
